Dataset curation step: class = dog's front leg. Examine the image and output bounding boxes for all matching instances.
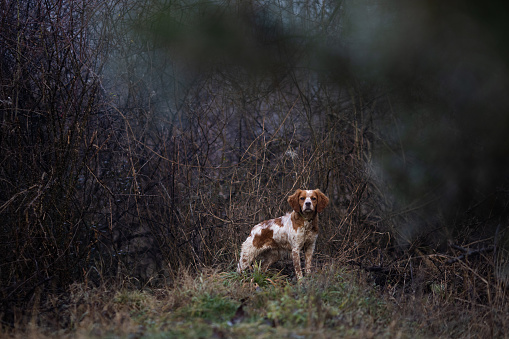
[304,241,316,275]
[291,248,303,280]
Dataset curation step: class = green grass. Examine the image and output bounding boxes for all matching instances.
[74,265,396,338]
[5,262,504,338]
[174,292,239,322]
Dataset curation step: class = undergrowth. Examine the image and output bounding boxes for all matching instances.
[4,262,508,338]
[3,264,394,338]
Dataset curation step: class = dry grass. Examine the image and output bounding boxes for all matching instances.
[3,260,509,339]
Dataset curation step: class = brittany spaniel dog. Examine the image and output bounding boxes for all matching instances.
[237,189,329,279]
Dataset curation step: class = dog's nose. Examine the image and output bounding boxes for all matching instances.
[305,202,311,207]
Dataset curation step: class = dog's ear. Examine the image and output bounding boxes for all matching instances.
[315,189,329,213]
[288,189,302,213]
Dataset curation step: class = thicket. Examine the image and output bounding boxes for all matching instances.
[1,0,508,335]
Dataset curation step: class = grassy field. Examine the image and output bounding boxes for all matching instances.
[5,261,507,339]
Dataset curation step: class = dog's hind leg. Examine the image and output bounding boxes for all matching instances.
[237,237,260,273]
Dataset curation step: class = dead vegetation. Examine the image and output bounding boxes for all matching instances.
[4,262,509,338]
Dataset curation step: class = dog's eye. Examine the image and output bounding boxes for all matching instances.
[312,197,316,200]
[300,197,305,200]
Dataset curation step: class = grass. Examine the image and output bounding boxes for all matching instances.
[3,262,509,338]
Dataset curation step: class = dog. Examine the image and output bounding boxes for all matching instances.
[237,189,329,279]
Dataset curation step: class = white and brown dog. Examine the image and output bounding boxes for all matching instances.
[237,189,329,279]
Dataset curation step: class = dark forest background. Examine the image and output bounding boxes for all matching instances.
[1,0,509,329]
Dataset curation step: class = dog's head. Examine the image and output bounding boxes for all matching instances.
[288,189,329,214]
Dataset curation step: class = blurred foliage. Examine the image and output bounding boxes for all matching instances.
[140,0,353,80]
[139,0,509,272]
[359,1,509,227]
[139,0,509,241]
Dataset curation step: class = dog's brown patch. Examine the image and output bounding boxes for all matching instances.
[274,217,283,227]
[315,189,329,213]
[291,213,305,231]
[253,228,276,248]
